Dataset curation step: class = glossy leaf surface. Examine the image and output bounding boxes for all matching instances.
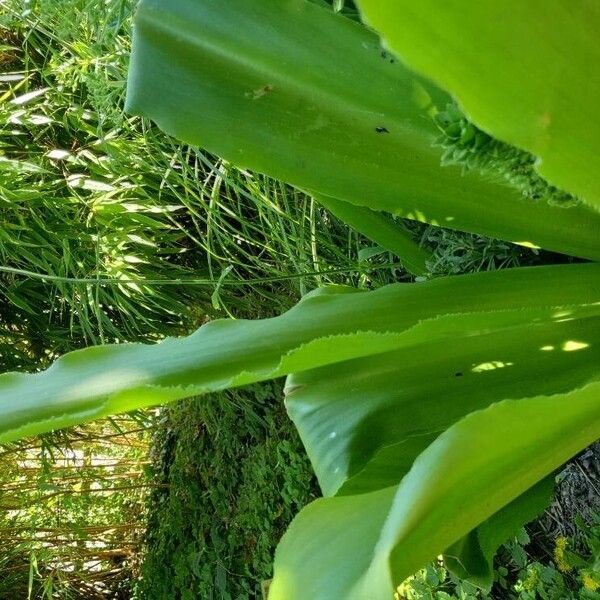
[357,0,600,212]
[286,303,600,497]
[279,282,599,597]
[1,261,598,597]
[125,0,600,260]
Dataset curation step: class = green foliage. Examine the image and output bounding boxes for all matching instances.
[125,0,600,262]
[397,563,485,600]
[357,0,600,211]
[138,383,316,600]
[125,1,599,597]
[0,1,399,596]
[433,104,579,208]
[1,0,599,598]
[0,0,210,361]
[398,521,600,600]
[420,226,536,278]
[0,0,393,373]
[0,261,597,597]
[0,415,150,600]
[314,195,433,276]
[1,263,595,443]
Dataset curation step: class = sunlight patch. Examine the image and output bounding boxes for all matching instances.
[471,360,513,373]
[562,340,589,352]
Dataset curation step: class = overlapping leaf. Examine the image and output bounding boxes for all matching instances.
[313,194,431,276]
[1,264,597,443]
[275,276,599,596]
[125,0,600,260]
[270,381,600,600]
[4,2,599,595]
[286,303,600,497]
[443,477,555,588]
[357,0,600,212]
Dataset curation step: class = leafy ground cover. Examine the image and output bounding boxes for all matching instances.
[1,0,598,598]
[138,383,316,600]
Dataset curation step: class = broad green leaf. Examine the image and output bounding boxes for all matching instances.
[286,304,600,496]
[357,0,600,212]
[126,0,600,260]
[0,263,597,442]
[314,194,431,276]
[269,381,600,600]
[279,263,598,594]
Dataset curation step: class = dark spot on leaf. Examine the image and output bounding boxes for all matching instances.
[455,372,463,377]
[381,50,396,64]
[375,126,389,134]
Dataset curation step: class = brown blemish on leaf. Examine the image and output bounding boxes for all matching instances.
[246,84,275,100]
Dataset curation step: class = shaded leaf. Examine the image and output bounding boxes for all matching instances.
[270,382,600,599]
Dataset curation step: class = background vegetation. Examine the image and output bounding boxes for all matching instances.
[0,415,151,599]
[0,0,597,598]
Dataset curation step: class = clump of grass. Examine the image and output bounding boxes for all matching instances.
[1,0,210,365]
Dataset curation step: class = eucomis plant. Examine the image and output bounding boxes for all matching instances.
[2,1,599,598]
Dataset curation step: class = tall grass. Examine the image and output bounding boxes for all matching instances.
[0,0,396,374]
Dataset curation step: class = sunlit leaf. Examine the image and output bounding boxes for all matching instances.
[125,0,600,260]
[357,0,600,212]
[444,476,555,589]
[286,304,599,497]
[270,381,600,600]
[1,263,596,443]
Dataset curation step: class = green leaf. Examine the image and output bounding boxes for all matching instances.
[314,194,431,276]
[0,263,596,442]
[270,381,600,600]
[443,476,555,589]
[275,259,598,596]
[286,301,599,497]
[356,0,600,212]
[125,0,600,260]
